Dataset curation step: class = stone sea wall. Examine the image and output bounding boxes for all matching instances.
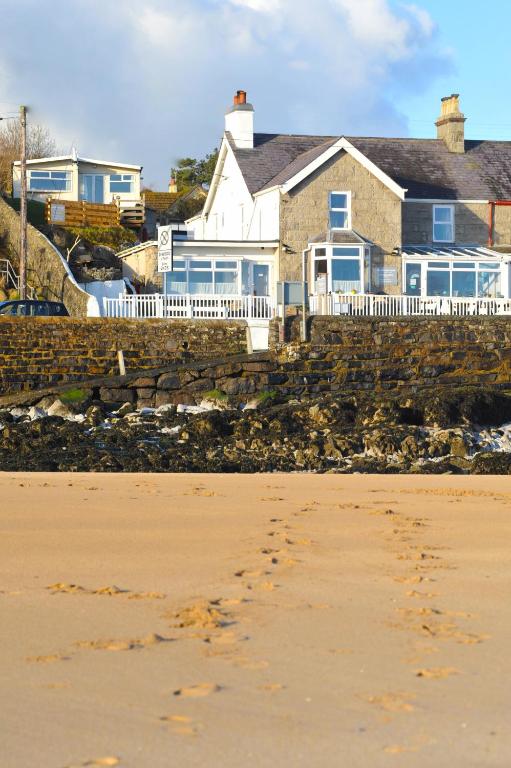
[0,318,248,395]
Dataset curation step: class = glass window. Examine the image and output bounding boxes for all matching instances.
[433,205,454,242]
[166,271,187,294]
[28,170,71,192]
[216,261,237,269]
[427,261,449,268]
[453,262,474,269]
[479,262,499,270]
[189,260,211,269]
[172,260,186,270]
[189,270,213,294]
[478,271,501,298]
[427,270,450,296]
[333,247,360,258]
[109,173,133,193]
[329,191,350,230]
[214,271,238,294]
[332,258,360,292]
[452,271,476,297]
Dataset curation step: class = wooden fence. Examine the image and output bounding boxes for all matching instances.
[46,198,120,227]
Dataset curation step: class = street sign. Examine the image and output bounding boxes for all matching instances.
[157,225,173,273]
[157,225,190,273]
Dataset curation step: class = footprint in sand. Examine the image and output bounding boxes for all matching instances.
[128,591,166,600]
[258,683,285,692]
[185,488,218,497]
[415,667,460,679]
[26,653,70,664]
[75,633,171,652]
[66,758,120,768]
[234,569,267,578]
[364,691,415,713]
[172,601,231,630]
[173,682,220,697]
[160,714,201,736]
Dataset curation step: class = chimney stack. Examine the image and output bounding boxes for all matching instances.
[435,94,466,153]
[225,90,254,149]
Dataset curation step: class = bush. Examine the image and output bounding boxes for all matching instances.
[65,225,137,252]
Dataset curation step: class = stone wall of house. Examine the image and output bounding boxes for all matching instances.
[0,317,248,394]
[0,196,90,315]
[279,150,403,294]
[403,201,511,247]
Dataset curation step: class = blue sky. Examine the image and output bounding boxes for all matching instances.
[395,0,511,141]
[0,0,510,187]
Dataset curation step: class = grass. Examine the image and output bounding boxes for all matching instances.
[203,388,228,401]
[59,388,90,404]
[256,389,277,404]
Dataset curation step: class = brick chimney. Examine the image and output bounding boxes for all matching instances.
[435,94,466,153]
[225,90,254,149]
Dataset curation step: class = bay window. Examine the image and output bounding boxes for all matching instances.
[312,245,364,294]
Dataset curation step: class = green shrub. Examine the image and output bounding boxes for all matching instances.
[65,225,137,252]
[256,390,277,404]
[59,388,90,404]
[203,388,228,401]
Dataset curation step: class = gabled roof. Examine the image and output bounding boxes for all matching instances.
[230,132,511,201]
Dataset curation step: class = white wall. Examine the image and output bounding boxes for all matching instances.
[188,138,280,242]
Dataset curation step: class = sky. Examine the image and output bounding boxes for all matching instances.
[0,0,510,188]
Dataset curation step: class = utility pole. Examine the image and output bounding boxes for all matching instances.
[19,105,27,300]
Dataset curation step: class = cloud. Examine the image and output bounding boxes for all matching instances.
[0,0,451,187]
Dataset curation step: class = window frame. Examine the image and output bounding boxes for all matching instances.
[28,170,71,193]
[329,191,351,231]
[109,173,134,194]
[432,204,455,243]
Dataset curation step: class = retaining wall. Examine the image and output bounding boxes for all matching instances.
[0,318,248,394]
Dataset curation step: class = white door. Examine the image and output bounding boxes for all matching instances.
[79,174,104,203]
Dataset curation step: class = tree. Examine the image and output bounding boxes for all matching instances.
[174,148,219,192]
[0,120,58,194]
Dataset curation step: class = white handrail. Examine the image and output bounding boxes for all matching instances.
[309,293,511,317]
[103,293,275,320]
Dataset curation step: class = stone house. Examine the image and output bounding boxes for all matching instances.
[186,91,511,303]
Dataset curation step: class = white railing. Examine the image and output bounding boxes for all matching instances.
[0,258,37,299]
[104,293,275,320]
[309,293,511,317]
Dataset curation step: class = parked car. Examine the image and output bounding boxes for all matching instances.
[0,300,69,316]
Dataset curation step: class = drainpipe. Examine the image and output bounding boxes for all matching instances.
[488,200,511,246]
[301,247,310,343]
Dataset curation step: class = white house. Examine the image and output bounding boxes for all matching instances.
[12,148,142,207]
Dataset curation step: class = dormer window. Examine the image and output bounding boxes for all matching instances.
[433,204,454,242]
[329,192,350,230]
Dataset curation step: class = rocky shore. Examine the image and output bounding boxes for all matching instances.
[1,386,511,473]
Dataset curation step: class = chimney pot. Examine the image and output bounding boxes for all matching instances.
[238,90,247,104]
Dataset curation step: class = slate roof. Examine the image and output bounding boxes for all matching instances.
[230,132,511,200]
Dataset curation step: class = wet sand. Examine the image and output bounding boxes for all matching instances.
[2,472,511,767]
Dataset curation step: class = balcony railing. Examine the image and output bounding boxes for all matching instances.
[310,293,511,316]
[103,293,275,320]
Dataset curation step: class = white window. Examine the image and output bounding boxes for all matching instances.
[329,192,350,230]
[109,174,134,194]
[165,258,240,295]
[433,205,454,242]
[28,170,71,192]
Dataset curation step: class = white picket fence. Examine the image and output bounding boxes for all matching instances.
[104,293,275,320]
[310,294,511,317]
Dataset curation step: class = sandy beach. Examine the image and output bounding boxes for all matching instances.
[2,472,511,767]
